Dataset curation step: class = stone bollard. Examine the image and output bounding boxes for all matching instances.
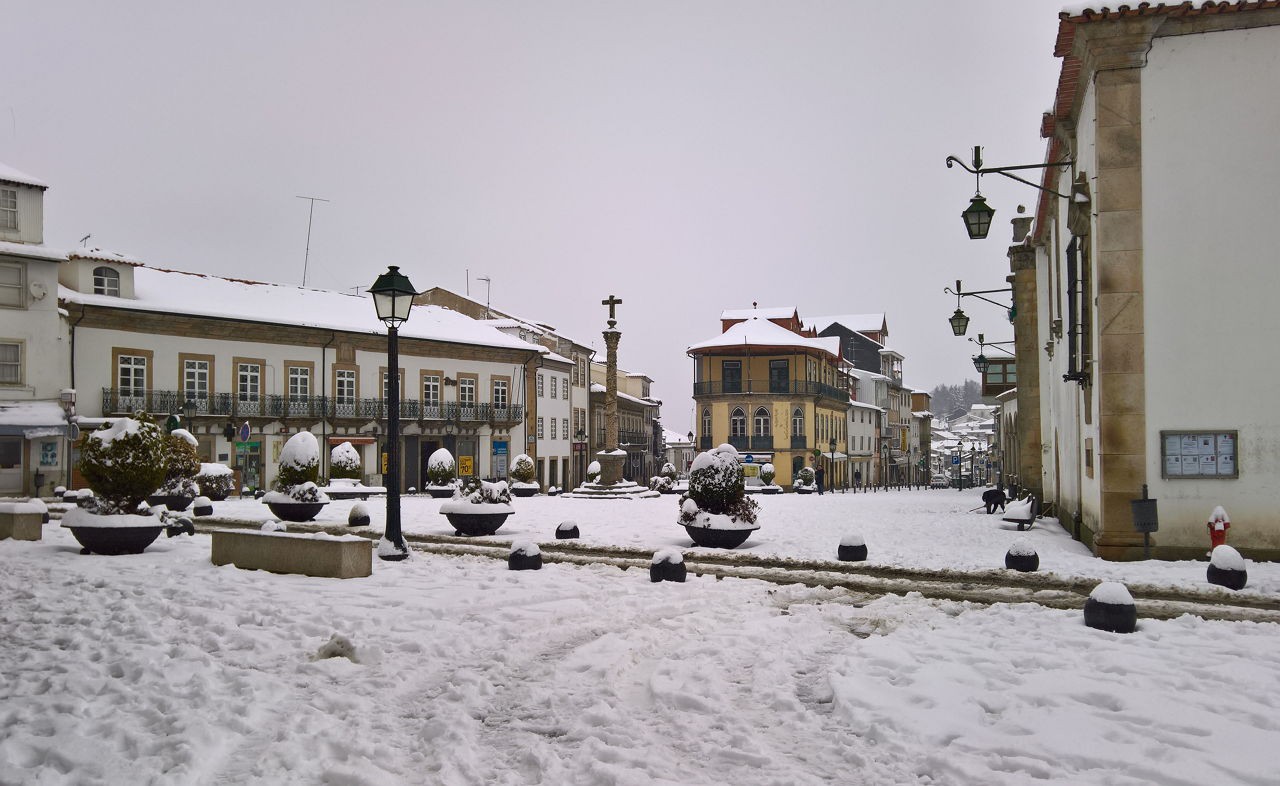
[1004,538,1038,572]
[509,541,542,571]
[1084,582,1137,633]
[1207,545,1247,591]
[650,549,687,582]
[193,496,214,517]
[555,521,580,540]
[348,503,371,528]
[837,532,867,562]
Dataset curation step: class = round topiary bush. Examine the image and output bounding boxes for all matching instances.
[678,444,759,548]
[510,454,537,484]
[795,466,816,492]
[196,463,235,501]
[586,460,601,483]
[759,463,776,486]
[77,416,168,514]
[156,429,202,499]
[275,431,322,491]
[426,448,456,487]
[330,441,362,480]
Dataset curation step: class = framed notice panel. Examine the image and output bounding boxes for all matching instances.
[1160,430,1238,479]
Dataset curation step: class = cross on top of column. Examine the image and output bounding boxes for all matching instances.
[602,294,622,327]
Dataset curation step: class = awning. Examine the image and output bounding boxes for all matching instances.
[0,401,71,438]
[329,436,376,445]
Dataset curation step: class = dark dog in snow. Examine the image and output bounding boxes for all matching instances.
[982,489,1007,514]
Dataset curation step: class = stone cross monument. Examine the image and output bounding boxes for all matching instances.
[599,294,625,485]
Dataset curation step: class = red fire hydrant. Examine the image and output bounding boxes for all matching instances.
[1207,506,1230,550]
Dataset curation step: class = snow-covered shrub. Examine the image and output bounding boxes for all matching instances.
[426,448,456,487]
[680,443,758,526]
[284,481,326,504]
[659,462,677,481]
[157,429,201,497]
[586,460,601,483]
[276,431,321,490]
[197,463,235,500]
[77,416,168,514]
[329,441,362,480]
[759,463,776,486]
[795,466,816,489]
[456,477,513,506]
[510,454,537,484]
[649,474,675,492]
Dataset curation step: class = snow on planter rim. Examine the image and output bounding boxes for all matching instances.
[279,431,321,468]
[1007,538,1037,557]
[439,500,515,515]
[683,511,759,531]
[1211,545,1246,571]
[652,548,684,564]
[428,448,455,469]
[61,508,158,529]
[1089,581,1134,605]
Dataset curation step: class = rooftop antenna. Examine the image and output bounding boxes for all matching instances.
[478,275,492,318]
[296,195,329,287]
[79,234,91,247]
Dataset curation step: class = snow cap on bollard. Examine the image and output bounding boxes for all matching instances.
[556,520,580,539]
[348,502,371,527]
[192,496,214,517]
[1084,581,1137,633]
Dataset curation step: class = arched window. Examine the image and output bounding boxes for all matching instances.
[93,266,120,297]
[792,408,804,436]
[729,407,746,437]
[701,408,711,442]
[753,407,770,437]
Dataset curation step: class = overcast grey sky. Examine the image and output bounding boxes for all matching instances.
[6,1,1065,433]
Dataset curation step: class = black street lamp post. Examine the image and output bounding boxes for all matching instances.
[369,265,417,561]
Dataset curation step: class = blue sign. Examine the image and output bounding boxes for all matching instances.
[951,456,961,465]
[237,421,251,443]
[492,440,508,456]
[743,454,754,464]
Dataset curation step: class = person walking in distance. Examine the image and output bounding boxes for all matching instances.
[815,464,826,495]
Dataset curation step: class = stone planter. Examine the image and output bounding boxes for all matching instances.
[761,486,782,495]
[510,486,539,498]
[1207,563,1247,591]
[794,487,814,495]
[265,501,328,522]
[66,522,163,555]
[426,486,456,499]
[1083,597,1137,634]
[1005,550,1039,572]
[683,525,756,549]
[193,502,214,517]
[443,511,512,537]
[148,494,193,512]
[838,543,867,562]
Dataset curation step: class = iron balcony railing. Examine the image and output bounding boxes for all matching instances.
[102,389,523,425]
[693,379,848,402]
[791,436,807,450]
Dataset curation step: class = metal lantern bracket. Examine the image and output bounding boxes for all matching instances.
[946,146,1073,200]
[945,280,1012,311]
[969,332,1014,357]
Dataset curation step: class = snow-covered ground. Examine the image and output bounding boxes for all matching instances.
[3,490,1278,784]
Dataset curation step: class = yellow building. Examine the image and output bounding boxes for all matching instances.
[688,307,849,489]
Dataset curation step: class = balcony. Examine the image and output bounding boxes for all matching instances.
[791,436,807,450]
[699,435,712,450]
[693,380,847,402]
[749,435,773,451]
[620,430,648,446]
[101,389,522,425]
[727,435,749,451]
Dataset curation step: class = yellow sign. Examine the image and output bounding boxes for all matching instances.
[458,455,474,476]
[381,452,389,473]
[743,464,760,478]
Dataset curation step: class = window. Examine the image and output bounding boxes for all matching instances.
[537,417,545,439]
[459,378,476,405]
[537,373,544,397]
[237,363,261,402]
[0,188,16,230]
[562,418,569,440]
[288,366,310,399]
[753,407,771,437]
[184,359,210,401]
[550,417,557,440]
[118,354,147,396]
[549,375,557,399]
[578,357,588,386]
[381,370,401,400]
[93,267,120,297]
[722,361,742,393]
[730,407,746,437]
[0,262,23,308]
[791,408,804,437]
[769,359,788,394]
[422,375,440,406]
[562,378,569,399]
[336,369,356,405]
[493,379,509,409]
[701,408,711,439]
[0,342,20,384]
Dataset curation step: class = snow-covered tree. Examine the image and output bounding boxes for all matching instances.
[681,443,758,525]
[510,453,537,484]
[330,441,362,480]
[276,432,321,490]
[426,448,456,487]
[77,416,167,514]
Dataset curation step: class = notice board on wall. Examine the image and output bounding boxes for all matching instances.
[1160,430,1238,479]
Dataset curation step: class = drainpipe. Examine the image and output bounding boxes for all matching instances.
[321,333,335,478]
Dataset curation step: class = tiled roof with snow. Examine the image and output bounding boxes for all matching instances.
[589,382,659,407]
[687,317,840,360]
[0,161,48,189]
[59,266,548,354]
[0,240,66,262]
[69,247,144,266]
[805,313,886,334]
[720,306,798,321]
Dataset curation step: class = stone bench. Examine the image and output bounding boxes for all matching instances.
[211,529,372,578]
[0,503,44,541]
